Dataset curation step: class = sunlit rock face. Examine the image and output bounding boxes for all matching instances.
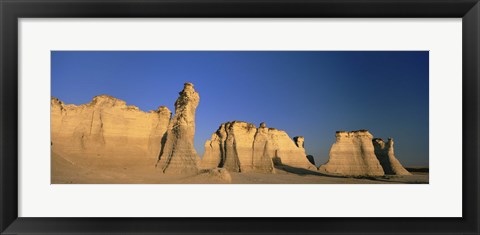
[51,95,171,166]
[319,130,385,176]
[251,123,278,172]
[373,138,412,175]
[201,121,317,173]
[156,83,200,174]
[201,121,272,172]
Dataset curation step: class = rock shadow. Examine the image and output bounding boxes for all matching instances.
[274,164,346,179]
[155,132,169,166]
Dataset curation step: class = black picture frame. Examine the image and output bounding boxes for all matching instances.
[1,0,479,234]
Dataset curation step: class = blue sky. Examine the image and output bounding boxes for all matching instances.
[51,51,429,167]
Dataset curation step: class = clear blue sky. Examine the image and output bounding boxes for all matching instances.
[51,51,429,167]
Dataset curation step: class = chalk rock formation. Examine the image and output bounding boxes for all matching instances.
[201,121,273,172]
[373,138,412,175]
[319,130,385,176]
[156,83,200,174]
[250,122,278,172]
[51,95,171,165]
[201,121,316,172]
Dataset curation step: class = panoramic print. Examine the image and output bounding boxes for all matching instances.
[51,51,429,184]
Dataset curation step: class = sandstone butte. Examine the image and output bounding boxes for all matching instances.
[319,130,411,176]
[200,121,317,173]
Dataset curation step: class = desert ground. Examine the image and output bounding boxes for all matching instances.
[52,152,428,184]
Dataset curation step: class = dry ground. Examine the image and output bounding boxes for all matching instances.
[52,152,429,184]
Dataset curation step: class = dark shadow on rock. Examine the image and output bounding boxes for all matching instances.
[306,155,315,166]
[155,132,169,167]
[272,156,283,166]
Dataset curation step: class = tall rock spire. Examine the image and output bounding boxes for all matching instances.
[156,83,200,174]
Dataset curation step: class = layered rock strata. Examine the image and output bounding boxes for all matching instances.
[51,95,171,165]
[319,130,385,176]
[201,121,317,172]
[373,138,412,175]
[156,83,200,174]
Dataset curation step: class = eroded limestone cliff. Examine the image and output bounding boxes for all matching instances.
[201,121,316,172]
[319,130,412,176]
[52,83,412,178]
[51,95,171,166]
[319,130,385,176]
